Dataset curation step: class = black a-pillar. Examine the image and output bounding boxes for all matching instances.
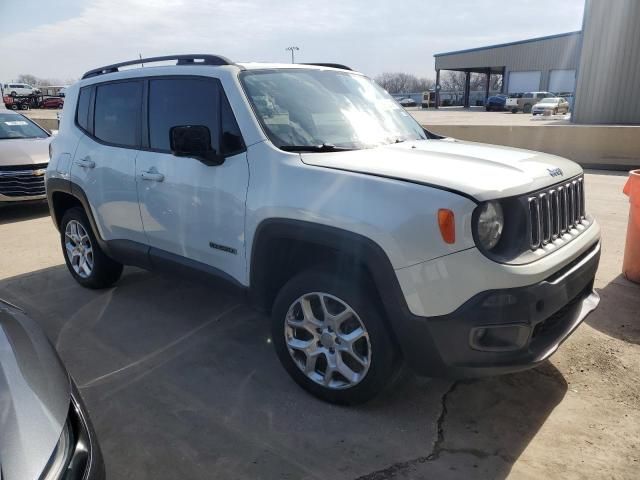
[435,69,440,109]
[463,70,471,108]
[485,68,491,103]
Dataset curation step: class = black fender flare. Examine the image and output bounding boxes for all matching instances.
[46,178,152,269]
[249,218,411,319]
[249,218,445,370]
[47,178,101,239]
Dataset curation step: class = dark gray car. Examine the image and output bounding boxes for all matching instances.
[0,299,104,480]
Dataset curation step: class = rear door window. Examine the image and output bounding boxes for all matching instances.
[94,81,142,147]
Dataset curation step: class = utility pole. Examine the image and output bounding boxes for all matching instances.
[285,46,299,64]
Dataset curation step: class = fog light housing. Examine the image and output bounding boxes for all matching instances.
[469,324,531,352]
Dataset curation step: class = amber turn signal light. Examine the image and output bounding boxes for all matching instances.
[438,209,455,244]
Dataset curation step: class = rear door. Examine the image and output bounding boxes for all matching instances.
[70,80,147,244]
[135,76,249,283]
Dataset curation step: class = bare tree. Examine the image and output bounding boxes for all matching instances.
[439,71,465,91]
[490,74,503,92]
[15,74,75,86]
[16,74,39,85]
[375,72,434,94]
[439,71,502,93]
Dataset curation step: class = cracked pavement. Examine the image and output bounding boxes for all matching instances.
[1,171,639,479]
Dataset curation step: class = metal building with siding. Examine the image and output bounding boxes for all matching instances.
[433,31,582,108]
[572,0,640,124]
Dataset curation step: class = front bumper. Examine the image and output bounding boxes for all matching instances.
[393,241,600,378]
[0,193,47,202]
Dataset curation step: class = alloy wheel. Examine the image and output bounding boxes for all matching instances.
[284,292,371,389]
[64,220,94,278]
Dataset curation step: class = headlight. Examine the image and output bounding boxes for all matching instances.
[476,201,504,250]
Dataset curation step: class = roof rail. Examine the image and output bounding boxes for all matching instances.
[303,63,352,71]
[82,54,235,79]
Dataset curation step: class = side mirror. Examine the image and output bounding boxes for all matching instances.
[170,125,223,166]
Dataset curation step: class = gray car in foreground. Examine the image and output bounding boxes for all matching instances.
[0,299,104,480]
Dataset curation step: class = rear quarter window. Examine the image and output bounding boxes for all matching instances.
[76,87,92,133]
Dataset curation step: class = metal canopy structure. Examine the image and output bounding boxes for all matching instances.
[433,31,582,108]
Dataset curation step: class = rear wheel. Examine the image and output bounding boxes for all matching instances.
[60,207,123,289]
[523,103,532,113]
[271,269,400,405]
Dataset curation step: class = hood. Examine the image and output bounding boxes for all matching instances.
[0,300,70,480]
[300,139,582,201]
[0,138,51,167]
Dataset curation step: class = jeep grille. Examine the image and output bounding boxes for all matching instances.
[528,176,586,250]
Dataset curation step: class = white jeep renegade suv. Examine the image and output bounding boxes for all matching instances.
[46,55,601,404]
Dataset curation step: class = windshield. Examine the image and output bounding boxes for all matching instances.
[540,98,559,104]
[240,69,427,151]
[0,113,48,139]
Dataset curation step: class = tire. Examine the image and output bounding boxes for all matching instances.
[10,91,16,97]
[511,108,518,114]
[553,108,558,115]
[60,207,123,289]
[271,269,400,405]
[523,103,532,113]
[10,104,17,110]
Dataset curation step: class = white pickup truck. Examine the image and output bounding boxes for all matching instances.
[507,91,555,113]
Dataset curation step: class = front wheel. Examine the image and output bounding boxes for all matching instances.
[60,207,123,289]
[271,270,400,405]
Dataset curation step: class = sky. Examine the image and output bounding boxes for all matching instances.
[0,0,585,83]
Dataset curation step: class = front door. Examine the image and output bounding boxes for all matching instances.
[135,76,249,284]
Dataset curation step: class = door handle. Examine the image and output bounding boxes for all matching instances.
[140,170,165,182]
[75,157,95,168]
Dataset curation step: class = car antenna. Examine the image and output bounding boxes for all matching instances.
[139,53,144,68]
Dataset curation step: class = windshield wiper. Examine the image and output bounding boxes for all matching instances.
[279,143,354,153]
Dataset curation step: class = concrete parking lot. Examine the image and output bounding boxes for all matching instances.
[0,171,638,479]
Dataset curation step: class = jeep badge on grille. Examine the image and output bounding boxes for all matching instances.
[548,167,563,177]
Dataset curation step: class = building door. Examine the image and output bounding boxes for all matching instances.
[507,71,541,94]
[549,69,576,94]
